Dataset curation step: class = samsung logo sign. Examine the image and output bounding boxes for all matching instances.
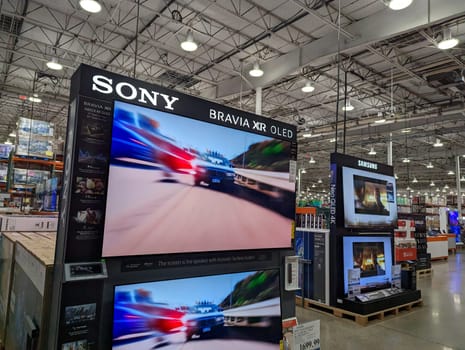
[91,75,179,111]
[358,160,378,170]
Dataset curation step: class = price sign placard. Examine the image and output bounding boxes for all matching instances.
[293,320,320,350]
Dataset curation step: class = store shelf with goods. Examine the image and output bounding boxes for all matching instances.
[296,206,329,230]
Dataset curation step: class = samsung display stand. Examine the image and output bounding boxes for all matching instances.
[339,289,421,315]
[329,153,422,315]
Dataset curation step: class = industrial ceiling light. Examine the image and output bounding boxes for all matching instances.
[368,147,377,155]
[394,173,398,179]
[426,162,434,168]
[375,111,386,124]
[430,181,435,187]
[342,99,354,111]
[8,131,16,138]
[406,186,411,191]
[433,138,443,147]
[46,57,63,70]
[401,128,411,133]
[4,139,12,145]
[180,30,198,52]
[412,177,418,183]
[402,158,410,163]
[448,170,455,175]
[312,183,316,188]
[79,0,102,13]
[461,175,465,182]
[329,138,336,143]
[437,28,459,50]
[302,132,312,138]
[301,81,315,93]
[386,0,413,10]
[28,94,42,103]
[318,178,322,184]
[309,157,316,164]
[444,184,449,189]
[249,62,264,77]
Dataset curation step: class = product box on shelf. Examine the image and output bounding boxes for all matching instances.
[0,163,7,183]
[16,117,55,159]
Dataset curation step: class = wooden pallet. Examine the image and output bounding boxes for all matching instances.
[416,268,432,277]
[296,296,423,326]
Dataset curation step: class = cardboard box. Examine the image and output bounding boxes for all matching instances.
[4,235,55,350]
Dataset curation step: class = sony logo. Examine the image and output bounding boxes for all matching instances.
[91,75,179,111]
[358,160,378,170]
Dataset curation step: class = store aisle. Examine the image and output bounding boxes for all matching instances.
[296,251,465,350]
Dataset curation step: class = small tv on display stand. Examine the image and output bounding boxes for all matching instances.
[112,269,282,349]
[343,236,393,295]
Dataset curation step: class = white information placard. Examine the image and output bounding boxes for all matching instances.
[285,255,300,291]
[293,320,320,350]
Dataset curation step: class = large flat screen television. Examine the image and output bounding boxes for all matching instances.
[112,269,282,349]
[342,166,397,229]
[102,101,294,257]
[343,236,393,294]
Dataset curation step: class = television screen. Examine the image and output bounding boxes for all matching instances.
[112,270,282,349]
[343,236,392,294]
[102,101,294,257]
[352,242,386,278]
[342,167,397,229]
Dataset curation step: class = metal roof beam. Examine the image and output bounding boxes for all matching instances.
[215,0,465,98]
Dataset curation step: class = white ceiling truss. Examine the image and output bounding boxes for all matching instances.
[1,0,465,199]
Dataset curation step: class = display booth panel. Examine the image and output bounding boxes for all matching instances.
[47,65,297,350]
[328,153,421,313]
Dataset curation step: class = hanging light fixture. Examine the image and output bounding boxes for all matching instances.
[8,131,16,138]
[79,0,102,13]
[301,168,306,174]
[402,158,410,163]
[301,81,315,93]
[180,30,198,52]
[318,178,322,184]
[437,28,459,50]
[412,177,418,183]
[444,184,450,189]
[374,111,386,124]
[394,173,399,179]
[312,183,316,188]
[368,147,376,155]
[309,157,316,164]
[406,186,411,191]
[46,57,63,70]
[401,128,411,133]
[28,93,42,103]
[460,175,465,182]
[386,0,413,10]
[249,62,264,77]
[4,139,12,145]
[342,99,354,111]
[433,138,443,147]
[426,162,434,168]
[430,181,435,186]
[448,170,455,175]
